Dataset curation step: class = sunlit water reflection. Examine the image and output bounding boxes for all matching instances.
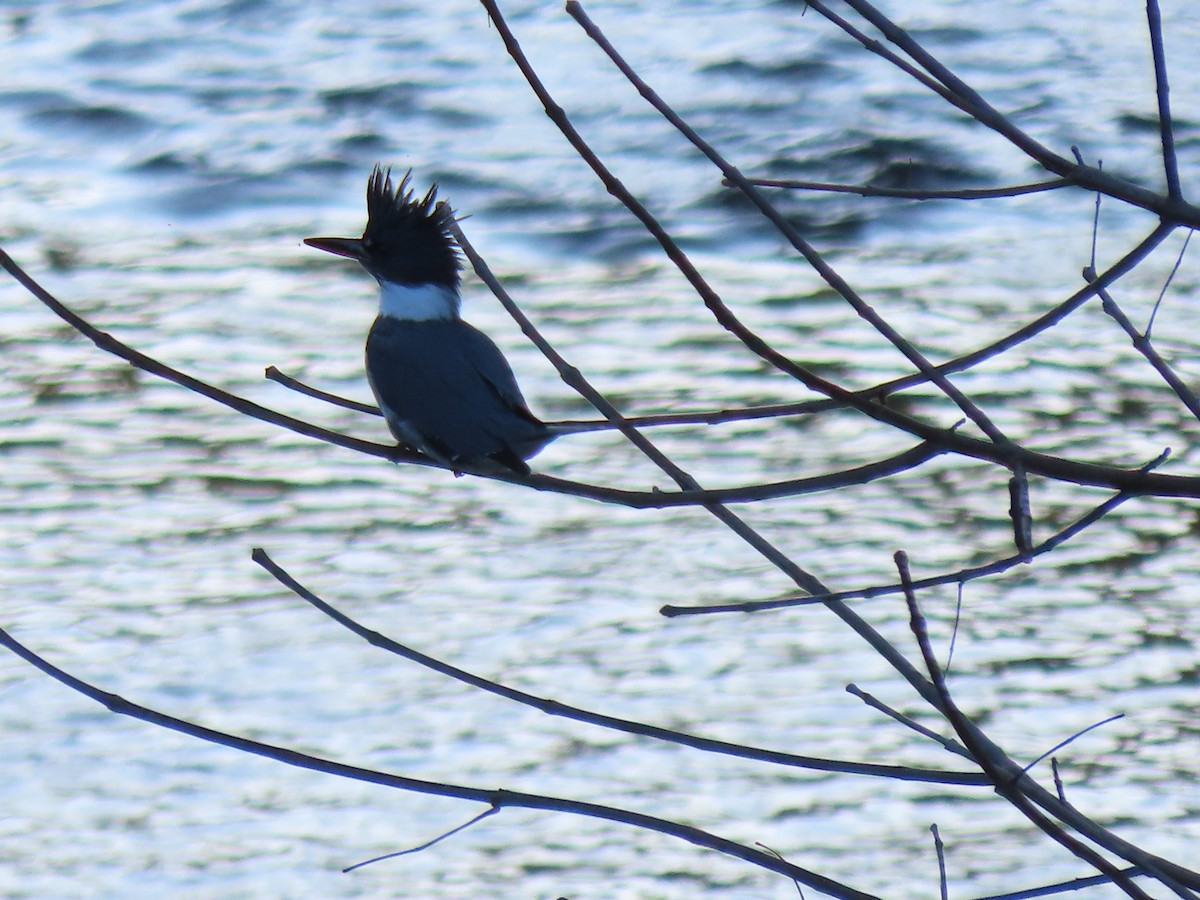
[2,1,1200,897]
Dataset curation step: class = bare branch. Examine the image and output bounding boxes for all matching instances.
[267,362,854,433]
[568,0,1016,453]
[896,553,1160,898]
[1051,759,1067,806]
[845,684,971,761]
[931,823,948,900]
[739,176,1074,201]
[872,223,1174,395]
[1145,0,1182,200]
[807,0,1200,227]
[0,247,950,511]
[265,365,380,415]
[0,624,881,900]
[253,548,988,786]
[15,238,1192,516]
[663,482,1146,616]
[1007,465,1033,559]
[1088,266,1200,422]
[973,867,1148,900]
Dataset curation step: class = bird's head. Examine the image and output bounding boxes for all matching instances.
[305,165,461,292]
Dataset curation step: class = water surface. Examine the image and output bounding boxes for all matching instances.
[2,1,1199,897]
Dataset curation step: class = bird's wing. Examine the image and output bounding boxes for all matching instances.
[365,318,546,466]
[453,321,543,425]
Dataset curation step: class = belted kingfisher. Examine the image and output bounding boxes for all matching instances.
[304,166,559,475]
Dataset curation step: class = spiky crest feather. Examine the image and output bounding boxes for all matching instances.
[361,165,461,289]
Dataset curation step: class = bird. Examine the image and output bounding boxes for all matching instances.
[305,166,576,475]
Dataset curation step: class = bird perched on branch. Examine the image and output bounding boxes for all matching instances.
[305,166,585,475]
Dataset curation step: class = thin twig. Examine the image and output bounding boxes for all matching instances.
[845,684,972,760]
[870,223,1173,396]
[1089,162,1104,272]
[793,0,981,117]
[1147,228,1192,337]
[344,807,499,872]
[931,823,949,900]
[265,365,380,414]
[1020,715,1126,777]
[1088,265,1200,423]
[755,843,805,897]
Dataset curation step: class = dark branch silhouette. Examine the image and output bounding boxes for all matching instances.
[0,624,877,899]
[253,548,988,787]
[736,176,1075,201]
[664,455,1164,616]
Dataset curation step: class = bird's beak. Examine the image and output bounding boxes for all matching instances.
[304,236,366,260]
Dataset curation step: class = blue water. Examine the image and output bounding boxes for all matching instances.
[2,1,1199,897]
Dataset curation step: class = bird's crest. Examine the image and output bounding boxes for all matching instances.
[363,165,461,287]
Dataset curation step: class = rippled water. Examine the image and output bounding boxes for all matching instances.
[3,1,1200,897]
